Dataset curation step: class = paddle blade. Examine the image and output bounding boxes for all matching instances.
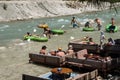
[70,36,74,40]
[43,34,46,37]
[61,25,65,28]
[27,38,31,42]
[59,25,65,30]
[33,29,37,32]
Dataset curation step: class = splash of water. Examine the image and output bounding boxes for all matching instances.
[0,25,9,29]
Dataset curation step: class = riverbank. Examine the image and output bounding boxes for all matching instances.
[0,0,108,22]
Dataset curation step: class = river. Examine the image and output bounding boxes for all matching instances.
[0,8,120,46]
[0,8,120,80]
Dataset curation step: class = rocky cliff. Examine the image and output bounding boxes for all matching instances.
[0,0,102,22]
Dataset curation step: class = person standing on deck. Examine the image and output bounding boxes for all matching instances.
[71,16,79,28]
[95,18,102,31]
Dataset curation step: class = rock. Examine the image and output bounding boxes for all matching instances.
[0,0,105,22]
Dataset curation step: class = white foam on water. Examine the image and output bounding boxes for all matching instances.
[0,46,6,50]
[18,29,22,31]
[58,19,64,22]
[51,18,54,20]
[33,29,37,32]
[15,42,26,46]
[70,36,75,40]
[0,29,4,31]
[64,20,69,22]
[0,25,9,29]
[112,13,115,15]
[27,26,31,28]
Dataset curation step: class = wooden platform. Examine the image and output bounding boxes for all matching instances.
[29,52,75,67]
[22,69,98,80]
[68,39,99,53]
[102,45,120,58]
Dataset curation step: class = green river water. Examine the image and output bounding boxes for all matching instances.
[0,8,120,80]
[0,8,120,47]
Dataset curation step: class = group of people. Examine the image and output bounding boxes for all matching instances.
[25,17,116,40]
[39,45,74,57]
[71,16,102,30]
[79,31,115,50]
[71,16,116,33]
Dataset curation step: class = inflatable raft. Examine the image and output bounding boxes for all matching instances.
[24,36,48,42]
[106,24,118,32]
[51,29,64,34]
[83,27,95,31]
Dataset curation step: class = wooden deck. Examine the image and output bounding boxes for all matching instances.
[22,69,98,80]
[68,39,99,53]
[29,52,75,67]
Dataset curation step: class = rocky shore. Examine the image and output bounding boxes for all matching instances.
[0,0,105,22]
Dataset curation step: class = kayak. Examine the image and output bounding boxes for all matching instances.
[51,29,64,34]
[106,24,118,32]
[83,27,95,31]
[24,36,48,42]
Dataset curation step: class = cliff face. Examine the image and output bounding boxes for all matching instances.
[0,0,100,22]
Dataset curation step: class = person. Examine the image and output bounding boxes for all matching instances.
[111,18,115,25]
[100,31,106,50]
[88,37,95,44]
[109,18,116,33]
[94,18,102,31]
[81,36,89,41]
[66,45,74,55]
[25,32,32,37]
[39,45,47,55]
[84,21,90,27]
[106,38,115,45]
[80,36,89,44]
[40,23,52,39]
[43,27,52,39]
[71,16,79,28]
[56,48,66,57]
[49,50,56,56]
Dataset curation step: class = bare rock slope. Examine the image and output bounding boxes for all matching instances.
[0,0,98,22]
